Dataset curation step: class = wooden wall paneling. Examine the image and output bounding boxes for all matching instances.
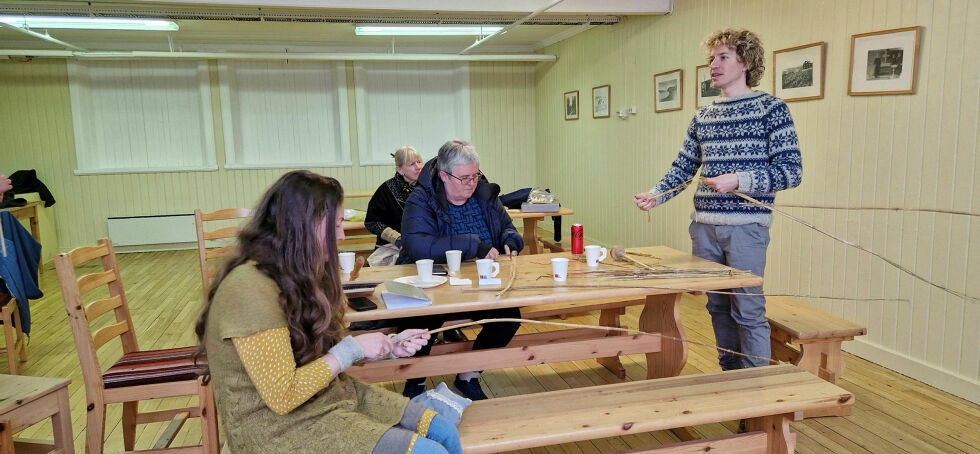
[531,0,978,397]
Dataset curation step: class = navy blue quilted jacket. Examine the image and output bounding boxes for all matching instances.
[396,158,523,265]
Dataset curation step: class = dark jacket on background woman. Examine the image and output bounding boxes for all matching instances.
[364,173,416,246]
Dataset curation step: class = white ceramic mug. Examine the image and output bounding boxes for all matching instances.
[475,259,500,280]
[416,259,434,283]
[338,252,356,274]
[584,245,607,267]
[445,250,462,276]
[551,257,569,282]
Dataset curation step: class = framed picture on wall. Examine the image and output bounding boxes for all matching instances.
[848,26,921,96]
[653,69,683,112]
[564,90,579,120]
[773,42,825,102]
[592,84,610,118]
[695,64,721,108]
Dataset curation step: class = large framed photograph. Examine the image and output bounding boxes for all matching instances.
[695,64,721,108]
[563,90,579,120]
[592,84,610,118]
[848,26,921,96]
[653,69,683,112]
[773,42,825,102]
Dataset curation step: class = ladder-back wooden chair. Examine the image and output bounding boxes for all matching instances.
[54,238,218,454]
[194,208,252,301]
[0,292,27,374]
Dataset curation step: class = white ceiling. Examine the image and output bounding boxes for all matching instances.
[0,0,671,54]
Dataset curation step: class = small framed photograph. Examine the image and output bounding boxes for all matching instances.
[653,68,683,112]
[563,90,579,120]
[592,84,610,118]
[695,64,721,108]
[773,42,825,102]
[848,26,921,96]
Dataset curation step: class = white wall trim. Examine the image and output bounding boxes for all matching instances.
[844,338,980,404]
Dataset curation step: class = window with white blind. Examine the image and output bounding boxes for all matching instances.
[66,60,217,174]
[353,62,471,165]
[218,61,350,169]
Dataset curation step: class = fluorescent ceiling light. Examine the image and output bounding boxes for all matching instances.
[355,25,502,36]
[0,15,178,31]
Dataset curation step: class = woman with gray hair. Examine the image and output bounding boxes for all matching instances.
[394,139,523,401]
[365,146,423,248]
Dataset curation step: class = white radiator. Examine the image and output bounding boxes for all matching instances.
[107,214,197,247]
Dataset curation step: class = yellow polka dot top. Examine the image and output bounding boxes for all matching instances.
[232,327,335,415]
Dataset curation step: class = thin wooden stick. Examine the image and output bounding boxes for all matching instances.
[495,257,518,297]
[728,188,979,304]
[641,178,695,223]
[624,249,661,260]
[398,317,778,365]
[611,247,658,272]
[461,284,908,302]
[749,202,980,218]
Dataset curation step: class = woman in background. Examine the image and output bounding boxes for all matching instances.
[365,146,424,248]
[195,170,460,453]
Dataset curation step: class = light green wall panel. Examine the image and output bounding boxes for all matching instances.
[0,59,536,254]
[534,0,979,398]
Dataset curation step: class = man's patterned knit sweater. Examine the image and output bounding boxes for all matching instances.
[651,90,803,227]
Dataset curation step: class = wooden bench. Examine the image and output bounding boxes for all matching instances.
[458,364,853,453]
[765,296,866,384]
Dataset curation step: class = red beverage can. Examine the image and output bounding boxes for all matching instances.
[571,224,584,254]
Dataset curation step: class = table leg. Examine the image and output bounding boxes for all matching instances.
[521,218,540,255]
[595,307,626,379]
[52,386,74,454]
[639,293,687,379]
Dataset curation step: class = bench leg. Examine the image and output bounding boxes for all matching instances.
[796,341,844,383]
[745,412,798,454]
[640,293,687,379]
[596,308,626,379]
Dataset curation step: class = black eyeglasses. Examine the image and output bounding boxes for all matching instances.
[445,171,483,185]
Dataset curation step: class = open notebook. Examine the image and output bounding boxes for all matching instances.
[380,280,432,309]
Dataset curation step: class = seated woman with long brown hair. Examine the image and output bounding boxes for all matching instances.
[195,170,461,453]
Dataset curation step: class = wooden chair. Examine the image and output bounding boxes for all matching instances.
[0,293,27,374]
[194,208,252,301]
[54,238,218,454]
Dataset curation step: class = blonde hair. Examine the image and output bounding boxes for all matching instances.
[393,146,421,167]
[703,28,765,87]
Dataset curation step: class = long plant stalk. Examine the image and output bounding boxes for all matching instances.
[728,188,978,304]
[397,317,777,364]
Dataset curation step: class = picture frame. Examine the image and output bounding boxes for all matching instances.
[592,84,610,118]
[653,68,683,112]
[848,26,921,96]
[773,42,825,102]
[563,90,579,120]
[695,64,721,108]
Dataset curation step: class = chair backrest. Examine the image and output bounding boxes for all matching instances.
[53,238,138,385]
[194,208,252,301]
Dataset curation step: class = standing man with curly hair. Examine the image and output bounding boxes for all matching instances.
[634,29,803,370]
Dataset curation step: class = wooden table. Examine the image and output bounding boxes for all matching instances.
[345,246,762,382]
[506,207,574,255]
[0,374,73,454]
[341,220,370,237]
[339,206,574,255]
[344,190,374,199]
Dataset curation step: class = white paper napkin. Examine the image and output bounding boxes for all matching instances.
[449,277,472,286]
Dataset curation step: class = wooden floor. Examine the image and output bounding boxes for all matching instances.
[6,249,979,453]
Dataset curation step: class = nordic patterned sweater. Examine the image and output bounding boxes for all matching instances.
[650,90,802,227]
